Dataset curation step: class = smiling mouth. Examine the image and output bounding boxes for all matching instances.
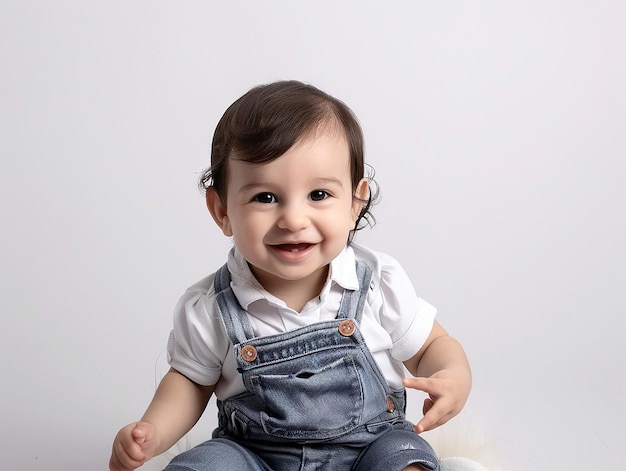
[273,243,313,253]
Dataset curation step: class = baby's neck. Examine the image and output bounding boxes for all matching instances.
[254,266,328,313]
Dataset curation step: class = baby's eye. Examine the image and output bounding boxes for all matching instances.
[309,190,329,202]
[253,192,277,204]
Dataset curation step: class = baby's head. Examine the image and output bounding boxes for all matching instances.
[199,80,377,238]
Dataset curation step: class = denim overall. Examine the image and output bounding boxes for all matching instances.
[165,262,439,471]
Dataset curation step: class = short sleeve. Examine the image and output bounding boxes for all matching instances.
[377,253,437,362]
[166,275,229,386]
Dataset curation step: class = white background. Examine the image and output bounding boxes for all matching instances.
[2,2,625,470]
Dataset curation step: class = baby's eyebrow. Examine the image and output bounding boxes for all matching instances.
[311,176,345,188]
[237,182,270,193]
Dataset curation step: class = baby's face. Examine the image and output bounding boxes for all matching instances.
[217,128,365,295]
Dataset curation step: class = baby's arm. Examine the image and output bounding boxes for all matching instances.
[109,368,214,471]
[402,321,471,434]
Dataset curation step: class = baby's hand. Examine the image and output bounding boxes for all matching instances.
[403,367,470,433]
[109,421,159,471]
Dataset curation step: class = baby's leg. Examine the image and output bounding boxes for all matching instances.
[352,428,439,471]
[165,438,272,471]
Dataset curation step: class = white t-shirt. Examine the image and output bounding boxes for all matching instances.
[167,243,436,400]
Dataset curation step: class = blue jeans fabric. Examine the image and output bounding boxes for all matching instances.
[165,262,439,471]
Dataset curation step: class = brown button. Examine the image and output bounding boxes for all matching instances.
[241,345,257,362]
[386,396,395,413]
[338,319,356,337]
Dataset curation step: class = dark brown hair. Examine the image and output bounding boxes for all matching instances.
[199,80,378,237]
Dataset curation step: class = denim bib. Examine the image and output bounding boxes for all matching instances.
[213,261,407,445]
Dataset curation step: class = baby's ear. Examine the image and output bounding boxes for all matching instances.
[206,188,233,236]
[352,179,369,222]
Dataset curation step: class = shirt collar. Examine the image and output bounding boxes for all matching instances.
[226,247,267,310]
[328,245,359,291]
[226,245,360,310]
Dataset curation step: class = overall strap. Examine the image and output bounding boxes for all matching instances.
[214,264,256,345]
[336,261,373,323]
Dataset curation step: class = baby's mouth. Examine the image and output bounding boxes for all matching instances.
[273,243,313,253]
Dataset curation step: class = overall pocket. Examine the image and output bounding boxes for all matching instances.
[250,354,365,440]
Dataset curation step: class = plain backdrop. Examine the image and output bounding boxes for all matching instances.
[2,1,625,470]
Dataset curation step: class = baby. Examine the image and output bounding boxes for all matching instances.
[110,80,472,471]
